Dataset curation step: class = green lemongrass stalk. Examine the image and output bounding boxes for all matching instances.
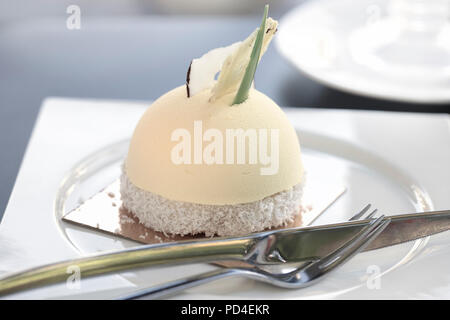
[232,4,268,105]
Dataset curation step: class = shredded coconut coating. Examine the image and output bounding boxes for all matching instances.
[120,170,304,237]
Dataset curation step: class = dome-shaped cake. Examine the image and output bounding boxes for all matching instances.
[121,7,305,236]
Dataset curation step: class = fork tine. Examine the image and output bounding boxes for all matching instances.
[305,216,390,274]
[349,204,371,221]
[363,209,378,220]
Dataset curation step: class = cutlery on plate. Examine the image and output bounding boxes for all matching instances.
[1,209,450,297]
[120,215,389,300]
[118,204,380,299]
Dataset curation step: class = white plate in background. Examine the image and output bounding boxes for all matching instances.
[276,0,450,104]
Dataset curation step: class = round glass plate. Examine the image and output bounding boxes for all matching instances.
[276,0,450,104]
[54,131,433,299]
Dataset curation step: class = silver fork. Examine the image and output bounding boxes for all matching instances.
[119,205,385,299]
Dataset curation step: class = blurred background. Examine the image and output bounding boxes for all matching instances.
[0,0,449,218]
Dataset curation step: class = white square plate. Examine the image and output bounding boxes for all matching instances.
[1,98,449,299]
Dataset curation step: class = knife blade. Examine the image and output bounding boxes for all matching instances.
[270,210,450,262]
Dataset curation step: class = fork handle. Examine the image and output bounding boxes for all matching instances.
[118,268,240,300]
[0,237,254,297]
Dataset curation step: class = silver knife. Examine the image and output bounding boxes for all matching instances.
[268,210,450,262]
[0,210,449,296]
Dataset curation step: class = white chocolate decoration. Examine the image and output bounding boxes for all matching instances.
[187,17,278,100]
[187,41,240,97]
[210,17,278,101]
[126,85,303,205]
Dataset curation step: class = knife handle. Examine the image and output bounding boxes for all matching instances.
[0,237,254,297]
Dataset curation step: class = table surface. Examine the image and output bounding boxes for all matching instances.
[0,16,449,219]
